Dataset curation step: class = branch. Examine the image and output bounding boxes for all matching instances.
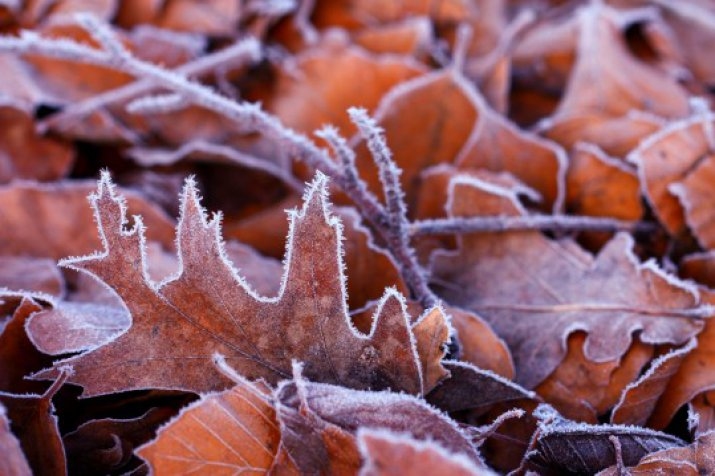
[410,215,655,236]
[349,108,437,307]
[39,36,262,133]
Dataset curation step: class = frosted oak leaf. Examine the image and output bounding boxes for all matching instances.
[36,172,430,396]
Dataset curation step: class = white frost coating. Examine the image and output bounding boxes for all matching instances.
[611,338,697,421]
[446,174,529,216]
[356,427,491,476]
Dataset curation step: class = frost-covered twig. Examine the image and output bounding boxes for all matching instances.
[349,108,437,307]
[411,215,654,236]
[38,36,262,133]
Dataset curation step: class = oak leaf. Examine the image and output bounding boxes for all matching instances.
[38,172,431,396]
[431,174,708,388]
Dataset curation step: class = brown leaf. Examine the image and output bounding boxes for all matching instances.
[0,180,175,259]
[354,17,433,57]
[275,367,484,474]
[0,403,32,476]
[651,290,715,429]
[265,34,425,138]
[137,376,280,475]
[26,302,129,356]
[566,142,643,222]
[628,112,715,245]
[535,332,654,423]
[611,338,696,427]
[691,391,715,434]
[529,404,686,474]
[0,297,53,395]
[447,306,514,379]
[411,306,450,393]
[547,3,689,122]
[427,361,537,417]
[0,373,68,476]
[38,173,428,396]
[357,428,493,476]
[0,105,73,184]
[432,174,708,388]
[353,68,566,212]
[598,430,715,476]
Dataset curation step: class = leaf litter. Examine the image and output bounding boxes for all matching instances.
[2,1,715,474]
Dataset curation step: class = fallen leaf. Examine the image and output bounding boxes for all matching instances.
[137,376,280,475]
[265,33,425,139]
[0,297,53,395]
[357,427,493,476]
[545,3,689,122]
[63,407,176,475]
[0,372,68,476]
[628,111,715,244]
[597,429,715,476]
[529,404,686,474]
[38,173,429,396]
[566,142,643,223]
[353,67,566,212]
[427,360,537,417]
[275,365,485,474]
[0,257,63,296]
[0,403,32,476]
[611,338,696,427]
[535,331,654,423]
[651,290,715,429]
[432,174,707,388]
[0,104,73,184]
[0,180,175,259]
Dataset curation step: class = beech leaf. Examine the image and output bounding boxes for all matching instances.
[357,428,494,476]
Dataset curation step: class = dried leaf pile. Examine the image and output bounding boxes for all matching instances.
[3,1,715,474]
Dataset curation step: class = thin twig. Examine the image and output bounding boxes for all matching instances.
[38,36,262,133]
[410,215,655,236]
[349,107,437,307]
